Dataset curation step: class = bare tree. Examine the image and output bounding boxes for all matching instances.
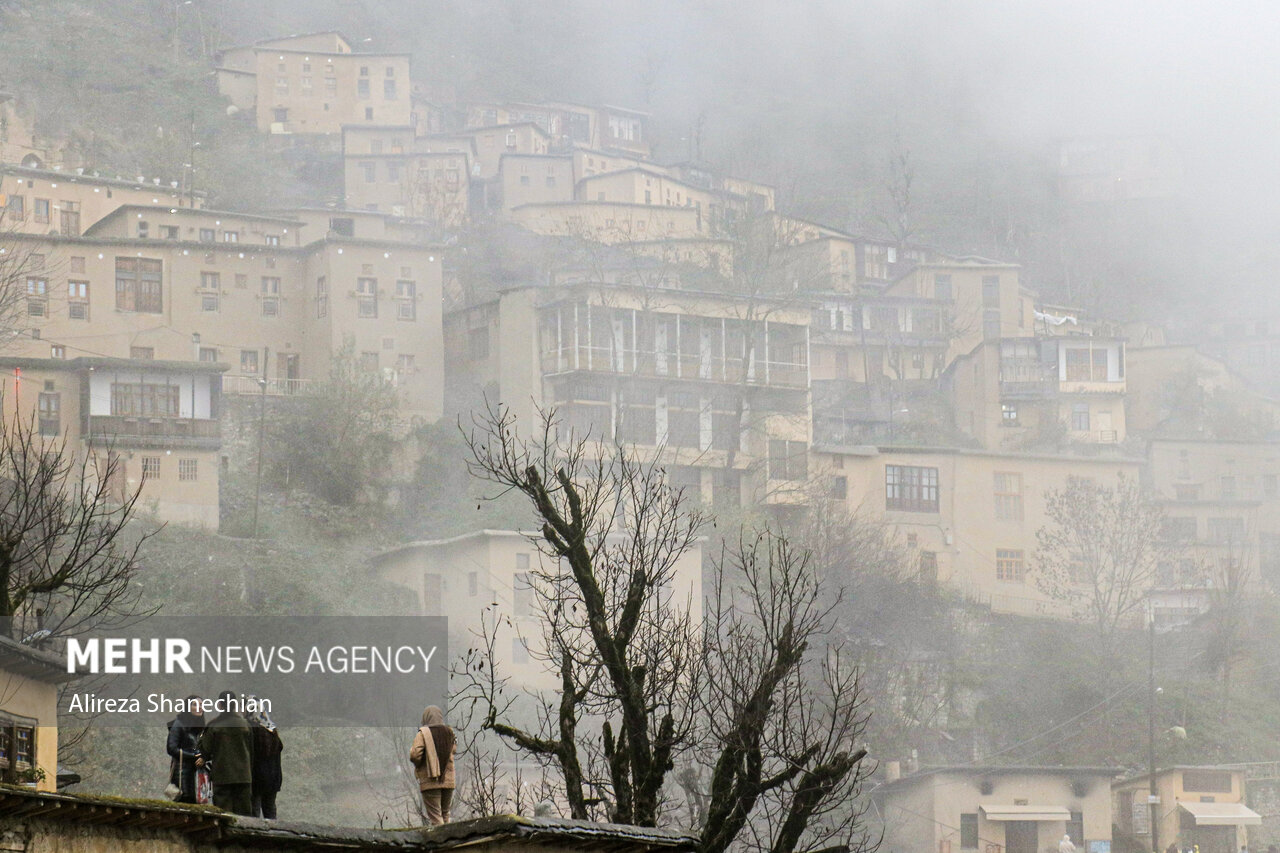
[1202,533,1254,706]
[459,404,875,853]
[695,531,873,853]
[878,134,915,249]
[0,217,49,345]
[0,411,153,641]
[1035,473,1168,646]
[459,402,703,824]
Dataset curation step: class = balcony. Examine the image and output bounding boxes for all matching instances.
[540,346,808,389]
[1058,377,1127,395]
[86,416,220,449]
[222,375,312,396]
[999,358,1056,398]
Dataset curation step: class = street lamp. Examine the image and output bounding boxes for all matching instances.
[251,350,268,539]
[1148,599,1159,853]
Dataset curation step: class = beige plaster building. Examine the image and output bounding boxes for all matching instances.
[0,636,70,792]
[0,356,225,527]
[444,271,813,509]
[464,101,652,159]
[949,335,1128,451]
[875,765,1118,853]
[1113,767,1258,853]
[215,32,411,135]
[2,206,445,420]
[372,529,702,691]
[814,444,1142,616]
[1147,438,1280,601]
[1,164,200,237]
[342,129,472,226]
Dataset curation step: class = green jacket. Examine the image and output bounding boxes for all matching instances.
[199,713,253,785]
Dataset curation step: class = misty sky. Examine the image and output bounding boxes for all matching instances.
[229,0,1280,311]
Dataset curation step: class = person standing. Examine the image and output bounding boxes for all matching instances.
[198,691,254,815]
[165,695,205,803]
[1059,834,1076,853]
[248,700,283,820]
[409,705,455,826]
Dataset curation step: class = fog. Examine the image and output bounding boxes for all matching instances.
[5,0,1280,841]
[195,0,1280,317]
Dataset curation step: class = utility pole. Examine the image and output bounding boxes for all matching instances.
[1148,607,1159,853]
[251,347,268,539]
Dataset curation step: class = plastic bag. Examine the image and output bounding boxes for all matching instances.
[195,768,212,804]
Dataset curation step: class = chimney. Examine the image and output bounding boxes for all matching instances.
[885,761,901,782]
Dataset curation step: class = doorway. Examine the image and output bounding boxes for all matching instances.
[1005,822,1038,853]
[278,353,300,393]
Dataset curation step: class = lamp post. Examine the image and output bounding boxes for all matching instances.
[1148,599,1159,853]
[251,347,268,539]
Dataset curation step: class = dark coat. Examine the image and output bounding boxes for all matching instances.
[250,725,283,795]
[166,715,203,801]
[198,712,253,786]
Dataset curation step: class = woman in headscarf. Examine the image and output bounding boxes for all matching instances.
[166,695,205,803]
[247,697,284,819]
[409,705,456,825]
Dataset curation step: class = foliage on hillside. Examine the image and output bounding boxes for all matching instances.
[0,0,312,208]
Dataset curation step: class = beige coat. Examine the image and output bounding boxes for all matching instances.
[410,705,456,791]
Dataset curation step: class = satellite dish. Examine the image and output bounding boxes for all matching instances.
[226,105,240,116]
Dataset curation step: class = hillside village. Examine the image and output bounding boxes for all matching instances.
[0,24,1279,853]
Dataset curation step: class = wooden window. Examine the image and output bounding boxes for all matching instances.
[178,459,198,481]
[1071,402,1090,431]
[993,472,1023,521]
[1066,347,1109,382]
[395,280,415,319]
[357,277,377,318]
[768,440,808,481]
[141,456,161,479]
[996,548,1025,582]
[68,280,89,320]
[110,383,180,417]
[982,275,1001,307]
[513,570,535,617]
[115,257,163,313]
[919,551,938,584]
[831,475,847,499]
[885,465,939,512]
[37,392,59,436]
[240,350,259,374]
[130,346,154,360]
[316,276,328,318]
[261,276,280,317]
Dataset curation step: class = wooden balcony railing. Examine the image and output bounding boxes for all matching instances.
[222,375,312,396]
[87,416,220,440]
[540,346,808,389]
